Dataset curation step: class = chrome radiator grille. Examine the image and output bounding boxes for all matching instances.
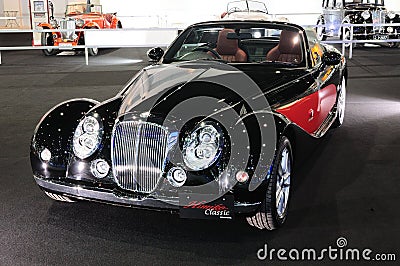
[112,121,169,193]
[372,10,385,32]
[59,19,76,40]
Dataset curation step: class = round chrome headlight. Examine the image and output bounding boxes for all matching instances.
[73,115,103,159]
[182,122,223,171]
[361,11,371,20]
[76,19,85,28]
[91,159,110,178]
[50,19,58,28]
[388,11,396,20]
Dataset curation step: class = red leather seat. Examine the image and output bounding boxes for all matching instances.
[266,30,302,64]
[215,29,247,62]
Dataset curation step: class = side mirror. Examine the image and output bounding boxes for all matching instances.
[322,51,342,66]
[147,47,164,62]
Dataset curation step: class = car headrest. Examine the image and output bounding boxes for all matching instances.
[278,30,301,55]
[216,29,239,55]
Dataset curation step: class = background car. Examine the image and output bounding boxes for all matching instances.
[221,0,271,20]
[30,20,347,230]
[316,0,400,47]
[221,0,289,22]
[39,0,122,56]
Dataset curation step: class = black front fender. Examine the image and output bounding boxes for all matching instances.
[31,98,99,178]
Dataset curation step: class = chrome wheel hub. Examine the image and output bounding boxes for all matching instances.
[337,78,346,125]
[276,147,291,218]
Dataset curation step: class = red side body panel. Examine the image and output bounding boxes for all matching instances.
[276,84,337,134]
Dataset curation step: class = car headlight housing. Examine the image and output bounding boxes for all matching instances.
[73,115,103,159]
[361,11,371,20]
[50,19,58,28]
[182,122,223,171]
[76,19,85,28]
[388,11,396,20]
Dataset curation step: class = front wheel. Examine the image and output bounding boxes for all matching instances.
[316,18,327,41]
[246,136,293,230]
[341,27,364,48]
[41,31,59,56]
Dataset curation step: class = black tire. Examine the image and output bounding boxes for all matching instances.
[88,47,99,56]
[41,31,59,56]
[316,17,327,41]
[341,27,352,48]
[332,76,346,128]
[82,28,99,56]
[246,136,293,230]
[341,26,363,48]
[386,42,399,48]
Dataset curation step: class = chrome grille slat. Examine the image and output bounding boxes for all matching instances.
[372,10,385,32]
[112,121,169,193]
[60,19,76,40]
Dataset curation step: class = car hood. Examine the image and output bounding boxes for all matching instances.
[118,60,306,115]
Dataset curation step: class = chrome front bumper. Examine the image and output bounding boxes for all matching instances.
[34,175,179,210]
[34,176,261,214]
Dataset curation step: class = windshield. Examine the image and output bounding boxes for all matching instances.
[66,4,102,15]
[227,0,268,13]
[344,0,384,5]
[164,23,304,67]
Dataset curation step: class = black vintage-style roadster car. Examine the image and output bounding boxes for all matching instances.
[31,20,347,230]
[316,0,400,47]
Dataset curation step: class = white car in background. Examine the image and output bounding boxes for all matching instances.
[221,0,288,22]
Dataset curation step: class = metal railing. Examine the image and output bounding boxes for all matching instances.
[0,28,178,65]
[1,23,400,65]
[313,22,400,59]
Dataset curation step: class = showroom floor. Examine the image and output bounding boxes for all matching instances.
[0,46,399,265]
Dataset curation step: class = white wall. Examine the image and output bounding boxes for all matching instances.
[4,0,400,29]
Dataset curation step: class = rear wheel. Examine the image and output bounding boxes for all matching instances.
[332,77,346,128]
[88,47,99,56]
[41,31,58,56]
[246,136,293,230]
[386,42,399,48]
